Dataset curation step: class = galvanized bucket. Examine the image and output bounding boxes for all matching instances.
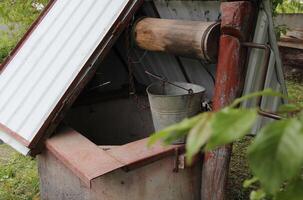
[147,82,206,144]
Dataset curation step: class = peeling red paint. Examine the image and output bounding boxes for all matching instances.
[212,35,242,110]
[201,1,257,199]
[220,1,255,41]
[204,152,214,161]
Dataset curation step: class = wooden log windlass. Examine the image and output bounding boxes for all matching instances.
[132,18,220,63]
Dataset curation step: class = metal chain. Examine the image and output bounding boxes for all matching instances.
[125,23,150,111]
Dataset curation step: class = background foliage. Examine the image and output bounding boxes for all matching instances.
[276,0,303,13]
[0,1,49,199]
[149,90,303,200]
[0,0,49,62]
[0,146,39,200]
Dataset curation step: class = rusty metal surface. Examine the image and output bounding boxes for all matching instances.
[107,138,184,171]
[46,126,185,187]
[39,147,201,200]
[45,127,123,188]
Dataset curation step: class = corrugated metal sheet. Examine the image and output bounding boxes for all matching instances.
[0,0,141,155]
[154,1,287,134]
[112,1,218,98]
[242,10,270,107]
[154,0,221,21]
[123,2,188,87]
[242,8,287,134]
[153,0,220,99]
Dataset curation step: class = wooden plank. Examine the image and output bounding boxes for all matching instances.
[278,41,303,50]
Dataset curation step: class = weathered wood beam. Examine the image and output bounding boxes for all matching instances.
[132,17,220,63]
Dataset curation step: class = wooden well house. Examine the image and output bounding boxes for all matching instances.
[0,0,287,199]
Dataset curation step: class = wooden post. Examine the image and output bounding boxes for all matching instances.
[132,18,220,62]
[201,1,256,199]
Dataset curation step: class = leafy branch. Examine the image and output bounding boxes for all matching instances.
[148,89,303,200]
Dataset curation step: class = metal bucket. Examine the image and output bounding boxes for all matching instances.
[147,82,206,144]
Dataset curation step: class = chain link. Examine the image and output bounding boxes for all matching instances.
[125,22,150,111]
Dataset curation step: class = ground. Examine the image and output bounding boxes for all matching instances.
[0,67,302,200]
[0,145,39,200]
[227,66,303,200]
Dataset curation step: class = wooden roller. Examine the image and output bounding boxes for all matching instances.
[132,18,220,63]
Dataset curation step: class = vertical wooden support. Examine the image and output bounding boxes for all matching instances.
[201,2,256,199]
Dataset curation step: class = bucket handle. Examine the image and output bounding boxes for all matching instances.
[145,70,193,94]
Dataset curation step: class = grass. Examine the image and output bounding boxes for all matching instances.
[0,145,39,200]
[227,68,303,200]
[228,137,253,199]
[286,80,303,107]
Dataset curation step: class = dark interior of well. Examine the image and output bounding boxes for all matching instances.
[62,3,218,146]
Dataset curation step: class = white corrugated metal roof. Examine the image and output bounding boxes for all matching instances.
[0,0,141,155]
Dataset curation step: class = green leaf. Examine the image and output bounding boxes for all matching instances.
[205,108,257,150]
[278,104,302,113]
[148,113,204,146]
[248,119,303,194]
[186,113,213,164]
[162,129,188,145]
[276,178,303,200]
[229,89,287,108]
[244,177,259,188]
[250,189,266,200]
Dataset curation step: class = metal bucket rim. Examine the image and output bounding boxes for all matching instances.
[146,81,205,97]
